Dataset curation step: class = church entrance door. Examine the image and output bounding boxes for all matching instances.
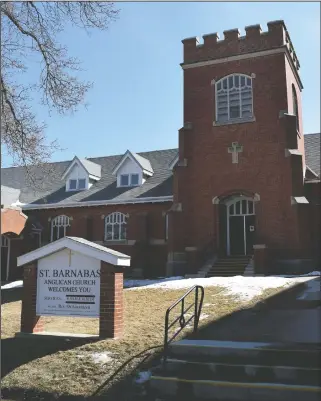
[226,197,255,256]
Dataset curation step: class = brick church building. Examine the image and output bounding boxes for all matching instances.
[1,20,320,281]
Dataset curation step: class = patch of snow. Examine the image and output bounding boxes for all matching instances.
[91,352,113,364]
[76,351,113,365]
[124,276,184,289]
[135,371,151,384]
[126,275,316,301]
[200,314,209,320]
[298,271,321,277]
[1,280,23,290]
[276,271,321,278]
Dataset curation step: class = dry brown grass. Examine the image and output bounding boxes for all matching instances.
[1,284,286,398]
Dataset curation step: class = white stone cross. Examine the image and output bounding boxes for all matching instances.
[228,142,243,164]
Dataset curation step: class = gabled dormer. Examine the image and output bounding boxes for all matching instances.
[112,150,153,188]
[62,156,102,192]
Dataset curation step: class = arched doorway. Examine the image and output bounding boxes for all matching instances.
[225,196,255,256]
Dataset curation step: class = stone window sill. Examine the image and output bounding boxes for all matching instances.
[213,116,256,127]
[102,240,135,246]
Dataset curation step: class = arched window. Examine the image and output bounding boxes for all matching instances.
[215,74,253,123]
[228,199,255,216]
[104,212,127,241]
[292,84,299,131]
[51,215,71,242]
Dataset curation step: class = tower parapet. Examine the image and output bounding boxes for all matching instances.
[182,20,300,73]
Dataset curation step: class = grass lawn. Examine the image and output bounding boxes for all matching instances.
[1,285,286,400]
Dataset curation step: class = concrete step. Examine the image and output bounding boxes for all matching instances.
[149,375,321,401]
[212,262,250,266]
[207,271,246,277]
[149,340,321,400]
[168,340,321,368]
[153,359,321,386]
[208,268,246,271]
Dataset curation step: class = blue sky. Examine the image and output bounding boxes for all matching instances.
[3,2,320,166]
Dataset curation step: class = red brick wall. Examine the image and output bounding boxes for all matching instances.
[17,202,172,278]
[173,22,304,255]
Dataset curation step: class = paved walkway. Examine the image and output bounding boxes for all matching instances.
[197,277,321,345]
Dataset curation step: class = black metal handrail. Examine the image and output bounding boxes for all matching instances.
[163,285,204,364]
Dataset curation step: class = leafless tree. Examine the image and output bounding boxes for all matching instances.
[1,1,119,185]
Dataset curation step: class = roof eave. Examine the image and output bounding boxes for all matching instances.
[21,195,174,210]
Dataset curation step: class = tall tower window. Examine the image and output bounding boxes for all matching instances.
[292,84,299,132]
[215,74,253,123]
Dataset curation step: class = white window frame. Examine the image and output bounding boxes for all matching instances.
[104,212,128,241]
[130,173,139,186]
[120,174,130,187]
[68,178,87,191]
[119,173,140,187]
[215,74,253,124]
[51,215,71,242]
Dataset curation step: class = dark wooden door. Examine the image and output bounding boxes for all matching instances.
[229,216,244,255]
[245,215,255,255]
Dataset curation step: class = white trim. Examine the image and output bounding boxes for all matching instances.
[305,165,319,178]
[67,177,87,192]
[61,156,100,181]
[17,236,130,267]
[88,174,100,182]
[112,150,153,176]
[21,196,173,210]
[182,48,286,70]
[119,173,140,187]
[169,154,179,170]
[253,244,266,249]
[104,212,128,241]
[291,196,309,205]
[215,74,253,124]
[225,196,255,256]
[182,46,303,90]
[50,215,71,242]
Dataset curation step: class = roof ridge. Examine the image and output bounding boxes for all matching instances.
[1,148,179,170]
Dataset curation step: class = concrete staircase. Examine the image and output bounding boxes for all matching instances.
[149,340,321,401]
[207,255,252,277]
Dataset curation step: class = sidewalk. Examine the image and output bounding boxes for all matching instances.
[196,277,321,345]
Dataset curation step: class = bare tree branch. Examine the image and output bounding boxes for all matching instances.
[1,1,119,187]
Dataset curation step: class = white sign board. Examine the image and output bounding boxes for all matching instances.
[36,248,100,317]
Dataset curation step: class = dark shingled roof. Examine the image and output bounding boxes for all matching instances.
[304,133,320,177]
[1,149,177,206]
[1,134,319,207]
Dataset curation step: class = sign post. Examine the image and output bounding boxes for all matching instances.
[17,237,130,338]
